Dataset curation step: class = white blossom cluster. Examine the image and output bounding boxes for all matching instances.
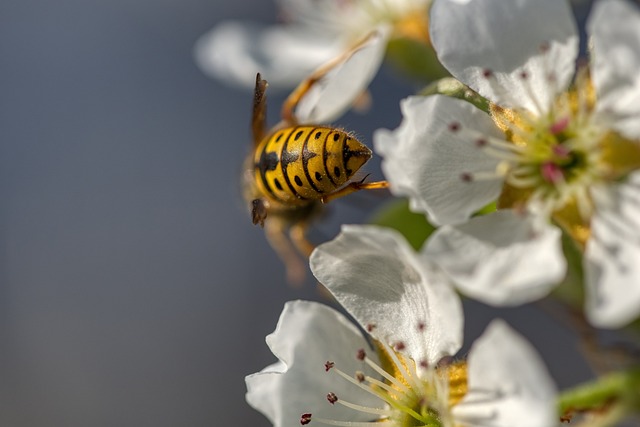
[198,0,640,426]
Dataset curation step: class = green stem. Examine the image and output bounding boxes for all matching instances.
[558,369,640,424]
[418,78,490,114]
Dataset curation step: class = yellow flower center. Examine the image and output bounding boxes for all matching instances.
[303,335,467,427]
[485,69,640,247]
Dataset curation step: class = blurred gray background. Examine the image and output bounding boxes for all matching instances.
[0,0,596,426]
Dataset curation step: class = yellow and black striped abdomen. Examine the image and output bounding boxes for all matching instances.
[253,126,372,206]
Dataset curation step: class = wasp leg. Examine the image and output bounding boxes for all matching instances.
[251,198,268,227]
[289,222,315,258]
[280,76,314,125]
[264,221,306,286]
[280,31,381,124]
[321,179,389,204]
[252,73,269,146]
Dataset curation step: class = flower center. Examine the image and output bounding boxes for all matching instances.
[488,70,607,219]
[300,335,467,427]
[452,63,640,246]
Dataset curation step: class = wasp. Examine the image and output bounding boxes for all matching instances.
[243,29,389,284]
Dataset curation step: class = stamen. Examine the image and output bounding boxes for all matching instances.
[464,127,527,153]
[377,340,423,395]
[302,413,389,427]
[574,65,591,123]
[363,375,405,399]
[327,363,401,404]
[504,174,539,188]
[552,144,571,158]
[362,354,411,394]
[301,413,312,425]
[327,392,338,404]
[541,162,564,183]
[460,169,506,183]
[574,185,593,220]
[330,395,392,417]
[460,172,472,183]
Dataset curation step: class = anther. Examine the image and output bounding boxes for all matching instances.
[300,413,312,425]
[327,392,338,404]
[394,341,406,351]
[549,117,570,135]
[417,321,426,332]
[552,145,571,158]
[356,349,366,361]
[460,172,473,182]
[419,360,429,369]
[366,323,376,332]
[482,68,493,78]
[437,356,454,367]
[355,371,365,383]
[519,70,529,80]
[541,162,564,184]
[325,361,335,372]
[539,41,550,53]
[448,122,461,132]
[475,138,488,147]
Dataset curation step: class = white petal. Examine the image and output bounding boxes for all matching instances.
[424,210,566,305]
[430,0,578,115]
[452,320,557,427]
[374,95,504,226]
[194,21,340,89]
[310,225,463,365]
[245,301,381,427]
[584,172,640,328]
[293,27,389,124]
[589,0,640,140]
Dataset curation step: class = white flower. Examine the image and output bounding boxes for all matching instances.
[374,0,640,328]
[246,300,558,427]
[195,0,431,89]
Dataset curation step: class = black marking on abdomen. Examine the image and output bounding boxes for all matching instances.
[302,128,322,194]
[281,150,299,168]
[256,148,285,202]
[281,129,307,200]
[322,131,338,187]
[342,137,353,177]
[274,178,283,191]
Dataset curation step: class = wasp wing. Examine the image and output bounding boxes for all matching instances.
[252,73,269,146]
[281,26,389,125]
